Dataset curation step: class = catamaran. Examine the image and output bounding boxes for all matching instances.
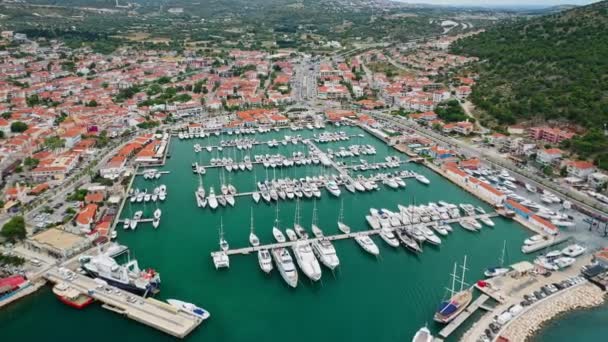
[434,256,472,324]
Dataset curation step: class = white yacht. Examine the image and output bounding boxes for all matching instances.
[337,199,351,233]
[252,191,261,203]
[258,249,273,274]
[479,216,495,227]
[412,326,433,342]
[421,226,442,245]
[562,244,586,257]
[379,229,400,247]
[311,238,340,270]
[248,210,260,247]
[208,187,218,210]
[167,299,210,320]
[459,218,481,232]
[365,215,381,230]
[271,248,298,288]
[325,181,341,197]
[355,235,380,256]
[292,241,322,281]
[219,219,229,252]
[415,174,430,185]
[272,227,286,243]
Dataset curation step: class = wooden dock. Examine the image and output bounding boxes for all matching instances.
[43,268,203,338]
[438,294,490,339]
[211,213,498,258]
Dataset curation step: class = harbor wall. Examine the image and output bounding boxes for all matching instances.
[497,282,605,342]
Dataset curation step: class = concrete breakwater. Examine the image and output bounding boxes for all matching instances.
[500,283,605,342]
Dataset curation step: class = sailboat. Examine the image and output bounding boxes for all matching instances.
[337,198,351,233]
[434,256,473,324]
[294,199,308,239]
[219,218,229,252]
[249,208,260,247]
[484,241,509,278]
[272,205,286,243]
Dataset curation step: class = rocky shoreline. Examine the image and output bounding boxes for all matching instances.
[500,283,605,342]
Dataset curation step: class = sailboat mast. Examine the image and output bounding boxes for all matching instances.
[250,208,254,233]
[449,262,457,296]
[459,255,468,291]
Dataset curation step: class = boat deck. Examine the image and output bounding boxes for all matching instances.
[438,294,490,339]
[43,268,202,339]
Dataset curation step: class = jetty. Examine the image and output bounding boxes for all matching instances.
[210,213,498,259]
[521,235,570,254]
[438,294,490,338]
[43,268,202,338]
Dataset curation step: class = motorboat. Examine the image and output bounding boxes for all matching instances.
[252,191,261,203]
[459,218,481,232]
[396,229,421,253]
[354,235,379,256]
[379,229,400,247]
[153,208,162,219]
[294,224,309,239]
[271,248,298,288]
[412,326,434,342]
[123,219,130,230]
[562,244,586,257]
[524,234,546,245]
[555,256,576,269]
[421,226,441,245]
[415,174,430,185]
[292,241,322,281]
[325,181,341,197]
[479,216,495,227]
[167,299,210,320]
[365,215,380,230]
[258,249,273,274]
[431,223,449,236]
[311,239,340,270]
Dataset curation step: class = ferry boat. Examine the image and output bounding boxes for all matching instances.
[167,299,210,320]
[53,282,94,309]
[434,256,472,324]
[80,254,160,297]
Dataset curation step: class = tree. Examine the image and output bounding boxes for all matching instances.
[0,131,4,139]
[24,157,39,169]
[10,121,28,133]
[44,136,66,150]
[86,100,98,107]
[1,216,26,242]
[1,112,11,119]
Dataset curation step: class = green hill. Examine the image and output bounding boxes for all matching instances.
[451,1,608,128]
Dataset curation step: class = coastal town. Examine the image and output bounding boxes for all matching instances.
[0,14,608,342]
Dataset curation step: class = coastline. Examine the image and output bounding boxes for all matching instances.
[498,282,605,342]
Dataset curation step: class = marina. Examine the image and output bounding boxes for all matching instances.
[0,124,563,342]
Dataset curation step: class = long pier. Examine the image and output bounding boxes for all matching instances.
[211,213,499,258]
[438,294,490,338]
[43,268,203,338]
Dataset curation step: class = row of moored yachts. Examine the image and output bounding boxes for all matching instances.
[129,185,167,203]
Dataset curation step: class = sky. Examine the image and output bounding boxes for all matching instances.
[396,0,601,7]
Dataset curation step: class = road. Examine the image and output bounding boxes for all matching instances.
[370,112,608,218]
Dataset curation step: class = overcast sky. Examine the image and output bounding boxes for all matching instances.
[396,0,600,7]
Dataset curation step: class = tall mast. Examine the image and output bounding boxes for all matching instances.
[250,208,254,233]
[447,262,458,297]
[339,198,344,221]
[459,255,469,291]
[294,198,301,226]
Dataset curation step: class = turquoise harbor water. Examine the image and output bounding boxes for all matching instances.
[1,125,539,342]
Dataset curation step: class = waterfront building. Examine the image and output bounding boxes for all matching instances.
[24,228,93,260]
